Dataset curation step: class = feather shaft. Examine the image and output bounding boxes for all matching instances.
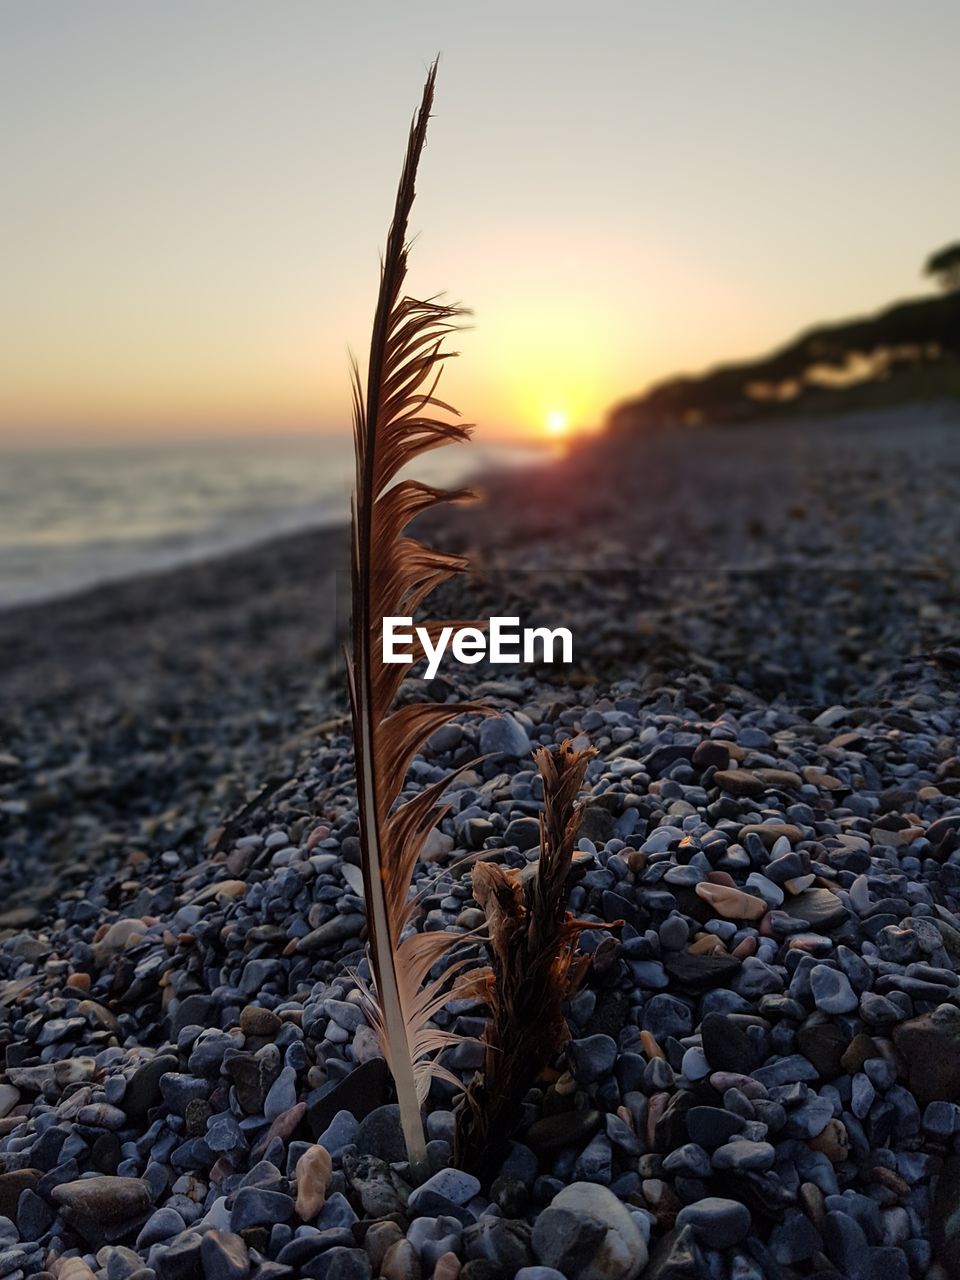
[347,60,483,1182]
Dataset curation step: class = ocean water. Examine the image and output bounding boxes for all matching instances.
[0,434,545,608]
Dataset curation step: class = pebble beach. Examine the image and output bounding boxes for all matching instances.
[2,405,960,1280]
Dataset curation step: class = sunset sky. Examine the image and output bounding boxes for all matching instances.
[2,1,959,447]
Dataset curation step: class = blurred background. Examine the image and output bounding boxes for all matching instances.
[2,0,959,604]
[2,2,960,921]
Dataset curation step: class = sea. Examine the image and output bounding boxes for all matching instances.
[0,434,545,609]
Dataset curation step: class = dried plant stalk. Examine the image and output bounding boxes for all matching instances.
[347,61,485,1181]
[455,739,604,1179]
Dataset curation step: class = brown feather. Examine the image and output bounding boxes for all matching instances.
[347,61,486,1182]
[454,739,620,1182]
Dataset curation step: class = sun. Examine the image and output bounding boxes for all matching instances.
[545,409,569,437]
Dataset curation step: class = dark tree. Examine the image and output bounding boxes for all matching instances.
[925,242,960,292]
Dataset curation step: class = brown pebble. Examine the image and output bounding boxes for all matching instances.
[808,1118,849,1163]
[704,870,738,887]
[66,973,90,992]
[739,823,802,848]
[432,1253,461,1280]
[240,1227,269,1254]
[870,1165,910,1199]
[688,934,725,956]
[251,1102,307,1162]
[732,936,757,958]
[696,881,767,921]
[639,1031,665,1060]
[799,1180,825,1227]
[803,766,844,790]
[51,1174,152,1224]
[713,768,765,798]
[830,730,866,749]
[616,1105,635,1132]
[306,825,330,850]
[193,879,247,903]
[365,1220,404,1270]
[645,1092,668,1149]
[752,768,802,789]
[239,1006,282,1037]
[210,1156,234,1185]
[381,1238,422,1280]
[841,1032,878,1074]
[294,1144,332,1221]
[786,934,831,954]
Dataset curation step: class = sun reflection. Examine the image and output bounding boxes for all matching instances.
[545,409,569,437]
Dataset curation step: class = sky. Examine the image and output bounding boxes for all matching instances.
[1,1,959,447]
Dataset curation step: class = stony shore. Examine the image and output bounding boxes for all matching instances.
[1,406,960,1279]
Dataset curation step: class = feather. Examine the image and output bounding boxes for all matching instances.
[455,739,621,1181]
[347,60,485,1181]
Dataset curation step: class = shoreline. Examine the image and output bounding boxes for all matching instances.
[0,514,349,620]
[0,437,551,614]
[0,510,345,616]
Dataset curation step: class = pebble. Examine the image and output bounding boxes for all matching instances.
[240,1005,282,1037]
[318,1109,360,1156]
[200,1230,249,1280]
[700,1013,756,1075]
[52,1176,153,1225]
[712,1139,776,1171]
[136,1206,187,1248]
[893,1004,960,1104]
[695,882,767,920]
[713,770,765,799]
[479,714,532,760]
[533,1182,647,1279]
[567,1035,618,1084]
[381,1238,421,1280]
[295,1144,333,1219]
[810,964,859,1013]
[685,1107,745,1148]
[409,1169,481,1212]
[230,1187,294,1231]
[808,1118,850,1163]
[675,1197,751,1248]
[526,1110,601,1153]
